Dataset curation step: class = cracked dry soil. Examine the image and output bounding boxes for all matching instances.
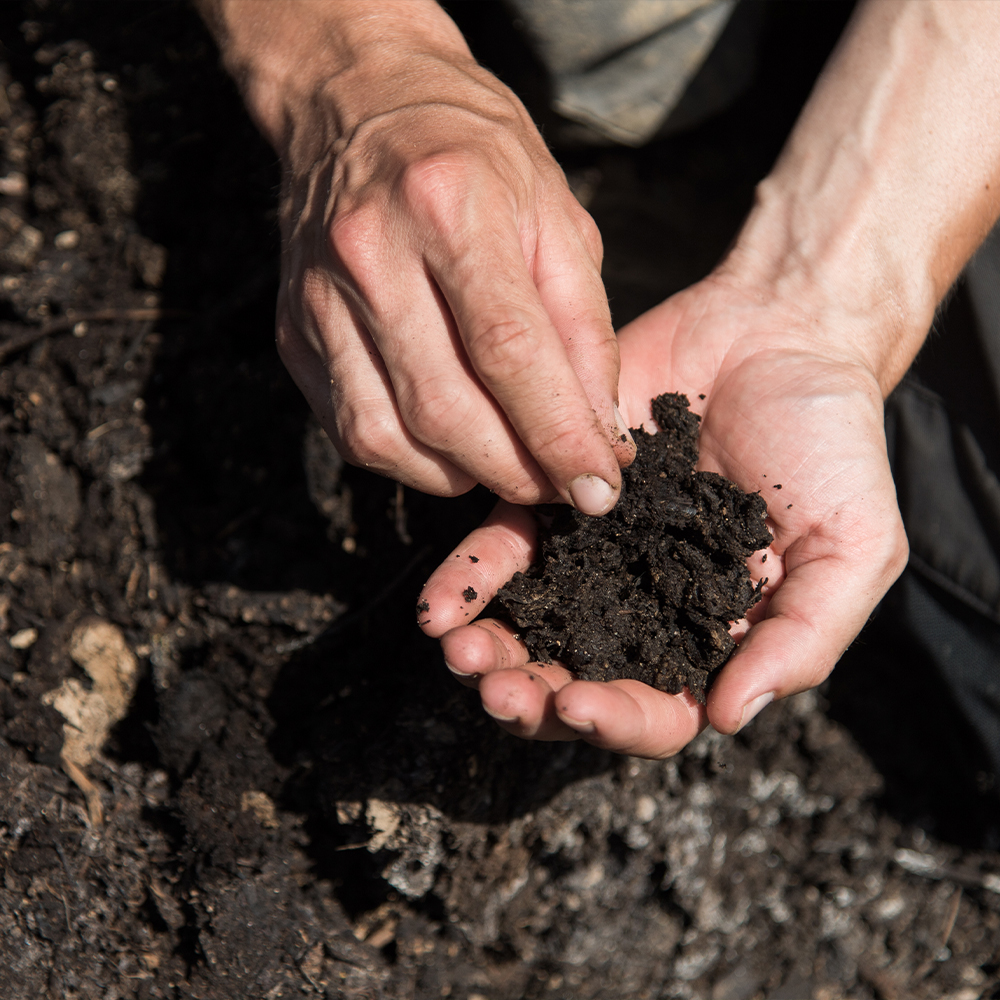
[2,4,1000,1000]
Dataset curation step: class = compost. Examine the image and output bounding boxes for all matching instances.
[497,393,771,701]
[2,5,1000,1000]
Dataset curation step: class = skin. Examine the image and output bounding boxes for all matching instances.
[197,0,634,514]
[201,0,1000,758]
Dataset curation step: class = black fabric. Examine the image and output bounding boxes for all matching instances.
[882,255,1000,780]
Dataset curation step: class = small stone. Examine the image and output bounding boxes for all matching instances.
[0,173,28,197]
[9,627,38,649]
[54,229,80,250]
[240,790,279,829]
[635,795,658,823]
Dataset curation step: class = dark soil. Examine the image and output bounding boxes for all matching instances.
[2,4,1000,1000]
[496,394,771,702]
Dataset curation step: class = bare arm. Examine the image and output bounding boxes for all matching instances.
[423,0,1000,755]
[730,0,1000,394]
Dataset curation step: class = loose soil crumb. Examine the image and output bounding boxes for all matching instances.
[497,394,771,702]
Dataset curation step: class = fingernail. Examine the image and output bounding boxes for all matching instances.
[445,659,477,679]
[568,474,617,516]
[737,692,774,732]
[613,405,636,449]
[484,704,518,723]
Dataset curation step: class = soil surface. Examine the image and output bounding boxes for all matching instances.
[497,394,771,702]
[2,4,1000,1000]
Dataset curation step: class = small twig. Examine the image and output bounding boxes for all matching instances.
[394,482,412,546]
[52,838,83,899]
[119,319,154,370]
[907,883,963,986]
[940,885,962,949]
[61,754,103,829]
[0,307,189,362]
[857,960,901,1000]
[894,848,1000,894]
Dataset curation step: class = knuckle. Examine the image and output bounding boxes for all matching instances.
[402,379,475,445]
[493,474,551,507]
[336,403,402,469]
[892,518,910,561]
[529,412,597,463]
[592,326,621,368]
[467,311,540,383]
[327,203,382,270]
[399,151,514,235]
[400,152,476,221]
[275,312,322,370]
[574,207,604,263]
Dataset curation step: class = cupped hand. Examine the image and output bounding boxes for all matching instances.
[275,52,633,512]
[417,276,909,757]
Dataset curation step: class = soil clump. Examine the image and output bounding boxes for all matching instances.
[497,394,771,701]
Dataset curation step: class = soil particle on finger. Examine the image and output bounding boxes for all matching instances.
[496,394,772,702]
[462,586,477,602]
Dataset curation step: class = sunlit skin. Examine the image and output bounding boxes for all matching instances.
[417,275,905,756]
[417,0,1000,757]
[201,0,1000,758]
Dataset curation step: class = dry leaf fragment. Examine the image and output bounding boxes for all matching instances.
[41,619,138,826]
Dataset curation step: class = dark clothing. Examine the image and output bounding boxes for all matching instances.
[885,225,1000,777]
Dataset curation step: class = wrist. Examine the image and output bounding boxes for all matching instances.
[718,175,937,399]
[712,0,1000,400]
[201,0,486,164]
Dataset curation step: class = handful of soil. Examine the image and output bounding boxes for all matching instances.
[495,393,772,702]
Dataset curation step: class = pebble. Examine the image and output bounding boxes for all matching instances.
[0,173,28,197]
[54,229,80,250]
[9,627,38,650]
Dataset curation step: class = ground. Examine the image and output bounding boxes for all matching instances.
[1,3,999,999]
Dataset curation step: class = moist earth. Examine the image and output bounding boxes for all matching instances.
[496,393,771,702]
[2,5,1000,1000]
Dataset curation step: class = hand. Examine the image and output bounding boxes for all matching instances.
[417,276,909,757]
[273,45,633,510]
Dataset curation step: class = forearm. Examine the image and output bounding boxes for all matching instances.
[725,0,1000,396]
[195,0,506,166]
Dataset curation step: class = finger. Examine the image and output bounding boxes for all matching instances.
[534,206,636,468]
[554,680,708,759]
[440,620,580,740]
[479,667,581,741]
[417,501,536,637]
[334,238,561,503]
[707,512,908,736]
[439,619,531,687]
[375,279,558,504]
[277,276,475,495]
[426,188,623,515]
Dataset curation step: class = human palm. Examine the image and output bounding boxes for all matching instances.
[418,278,908,757]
